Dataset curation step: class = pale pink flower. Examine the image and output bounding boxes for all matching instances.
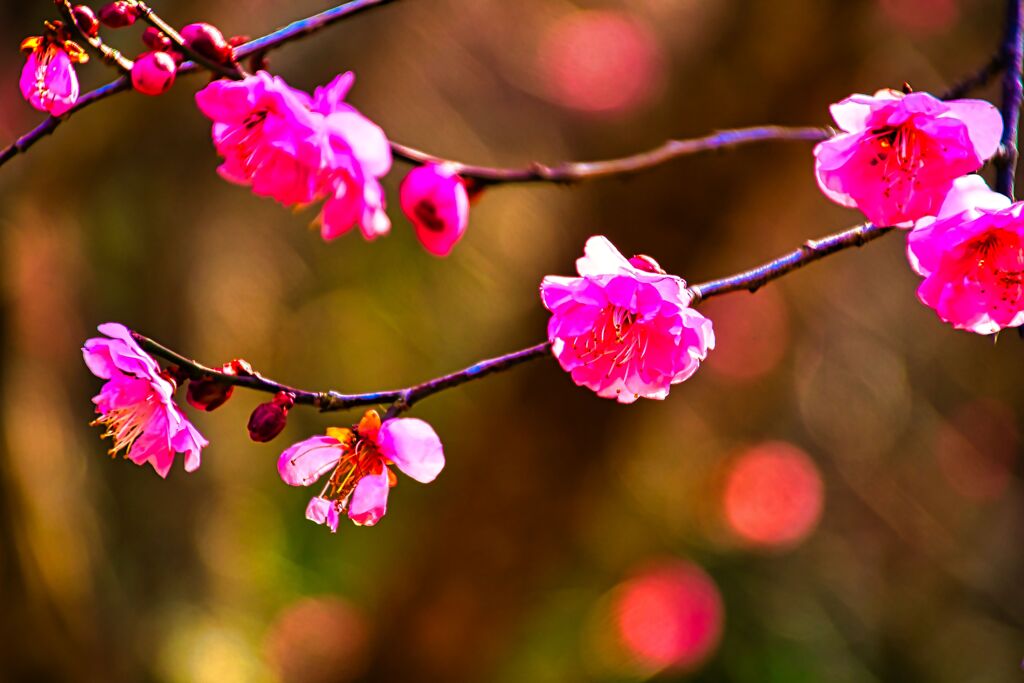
[195,71,325,206]
[541,236,715,403]
[907,175,1024,334]
[311,73,393,241]
[814,89,1002,226]
[19,33,87,116]
[83,323,207,478]
[278,410,444,530]
[400,163,470,256]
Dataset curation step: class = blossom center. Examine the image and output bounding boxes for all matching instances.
[958,228,1024,306]
[571,305,649,371]
[91,393,159,459]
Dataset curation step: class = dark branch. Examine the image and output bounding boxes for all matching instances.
[995,0,1024,198]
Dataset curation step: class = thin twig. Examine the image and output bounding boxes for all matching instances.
[995,0,1024,198]
[133,1,246,79]
[56,1,133,71]
[133,332,551,414]
[391,127,833,186]
[688,223,894,301]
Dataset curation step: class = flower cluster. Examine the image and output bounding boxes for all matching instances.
[814,88,1024,334]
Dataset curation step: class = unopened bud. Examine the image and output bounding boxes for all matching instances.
[98,1,138,28]
[72,5,99,38]
[180,22,232,64]
[186,358,253,411]
[628,254,666,275]
[131,50,177,96]
[141,27,171,51]
[247,391,294,443]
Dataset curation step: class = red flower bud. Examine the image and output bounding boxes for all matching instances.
[98,1,138,28]
[131,50,177,96]
[141,27,171,51]
[180,22,232,64]
[185,359,253,411]
[72,5,99,38]
[227,35,250,48]
[247,392,294,443]
[628,254,667,275]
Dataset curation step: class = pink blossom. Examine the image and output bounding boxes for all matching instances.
[312,73,393,241]
[195,72,392,241]
[814,89,1002,226]
[541,236,715,403]
[278,410,444,530]
[82,323,207,478]
[400,164,470,256]
[907,175,1024,334]
[19,35,86,116]
[195,71,325,206]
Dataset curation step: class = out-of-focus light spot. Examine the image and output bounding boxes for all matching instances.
[935,399,1018,501]
[537,11,664,116]
[159,612,264,683]
[613,560,723,672]
[264,597,369,683]
[702,287,789,382]
[879,0,959,34]
[723,442,823,549]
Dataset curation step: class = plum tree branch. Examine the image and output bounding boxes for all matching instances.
[995,0,1024,198]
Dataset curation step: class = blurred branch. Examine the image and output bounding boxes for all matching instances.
[391,127,834,185]
[688,222,894,301]
[995,0,1024,198]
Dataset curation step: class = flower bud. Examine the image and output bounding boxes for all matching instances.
[98,1,138,28]
[72,5,99,38]
[185,359,252,412]
[141,27,171,52]
[399,164,470,257]
[628,254,666,274]
[247,391,294,443]
[180,22,232,64]
[131,50,176,96]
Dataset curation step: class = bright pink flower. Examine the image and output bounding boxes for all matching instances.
[541,236,715,403]
[814,89,1002,226]
[907,175,1024,334]
[311,73,393,242]
[19,32,87,116]
[82,323,207,478]
[195,71,325,206]
[196,72,392,241]
[278,410,444,530]
[400,164,470,256]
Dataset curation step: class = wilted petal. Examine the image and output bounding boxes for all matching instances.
[306,496,340,532]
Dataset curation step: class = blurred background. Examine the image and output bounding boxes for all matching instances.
[1,0,1022,681]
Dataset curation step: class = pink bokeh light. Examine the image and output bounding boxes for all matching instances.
[723,442,824,548]
[263,596,369,683]
[614,559,724,672]
[537,11,665,116]
[879,0,959,34]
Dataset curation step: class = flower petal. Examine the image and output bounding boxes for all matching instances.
[376,418,445,483]
[277,436,345,486]
[347,467,390,526]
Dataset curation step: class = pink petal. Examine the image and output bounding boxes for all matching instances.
[325,110,392,178]
[347,467,390,526]
[305,496,340,532]
[376,418,445,483]
[829,93,878,132]
[277,436,345,486]
[934,174,1011,220]
[576,235,636,277]
[942,99,1003,161]
[311,71,356,114]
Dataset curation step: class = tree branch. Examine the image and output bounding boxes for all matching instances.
[995,0,1024,198]
[391,126,833,186]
